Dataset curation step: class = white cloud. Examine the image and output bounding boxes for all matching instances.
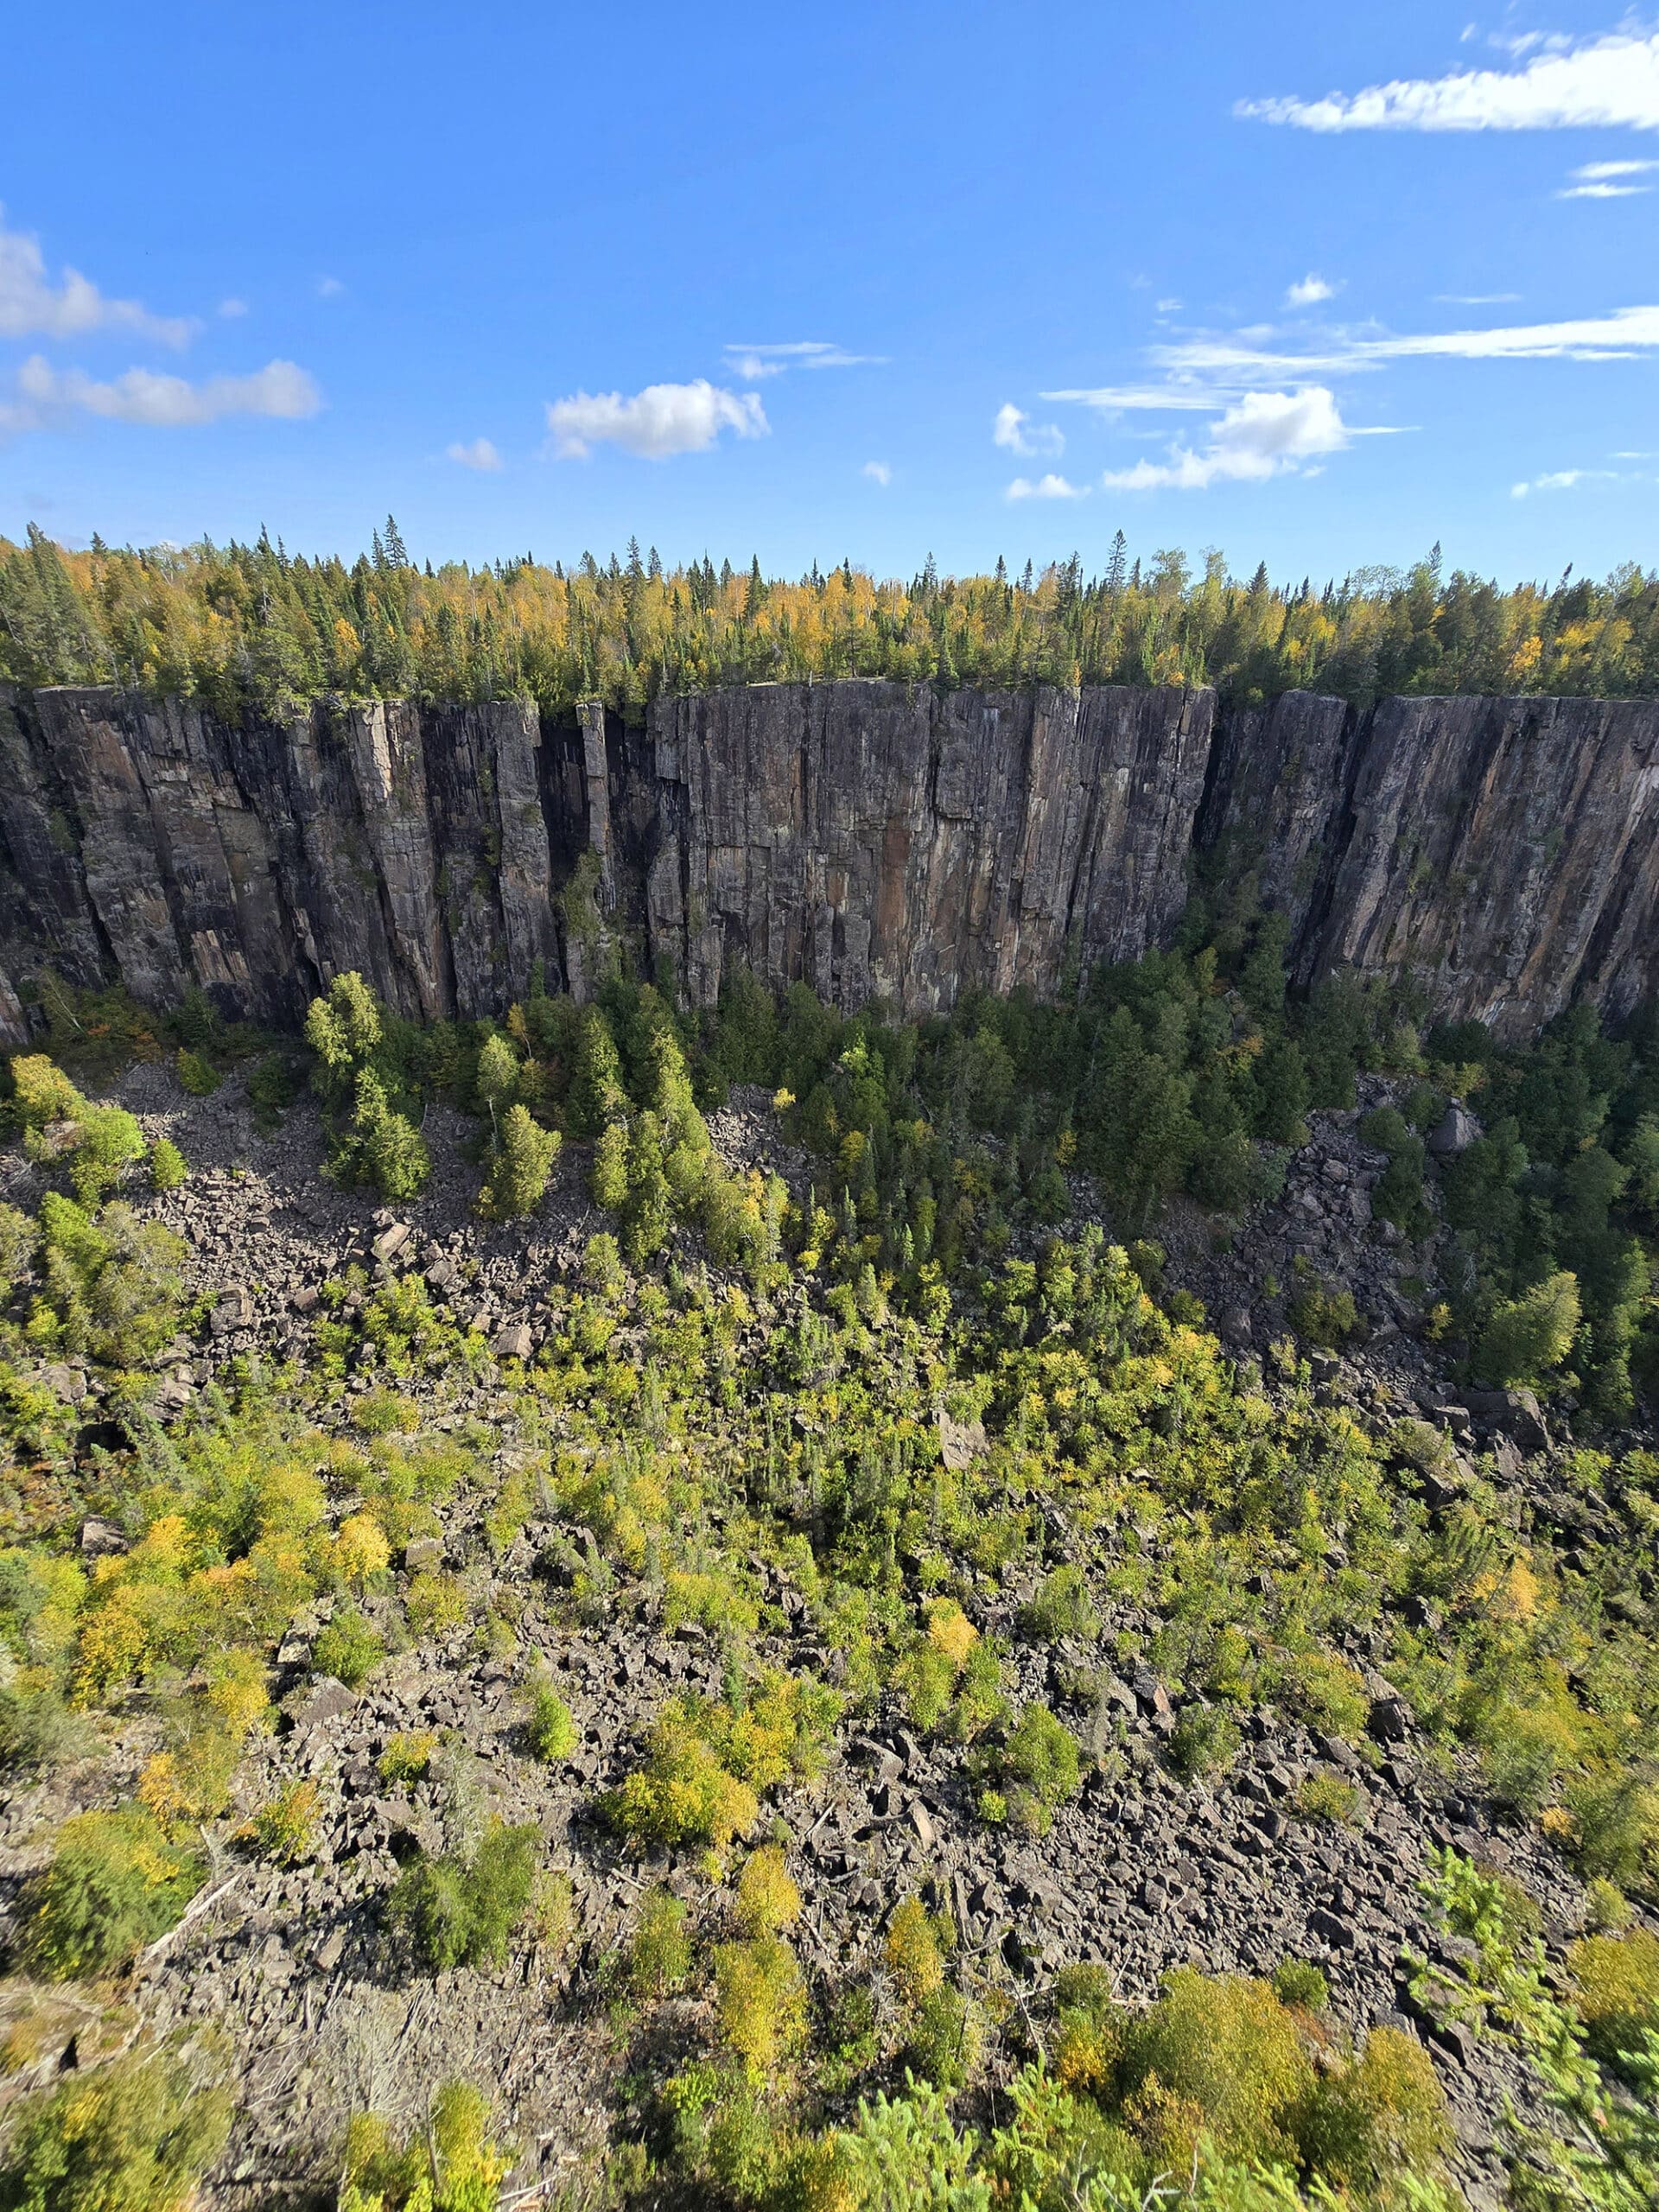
[1044,385,1226,411]
[0,209,195,346]
[993,403,1065,457]
[448,436,502,472]
[219,297,248,319]
[545,379,767,459]
[861,460,891,486]
[1099,386,1368,492]
[1152,303,1659,380]
[1559,156,1659,199]
[316,276,346,299]
[1155,296,1184,313]
[1006,473,1089,500]
[5,354,321,432]
[723,340,884,379]
[1287,273,1336,307]
[1433,292,1522,303]
[1239,30,1659,133]
[1511,466,1618,496]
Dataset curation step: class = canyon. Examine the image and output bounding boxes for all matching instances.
[2,677,1656,1042]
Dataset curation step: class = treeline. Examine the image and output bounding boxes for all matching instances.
[3,518,1658,721]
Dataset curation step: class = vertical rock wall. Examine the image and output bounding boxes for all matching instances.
[0,677,1655,1046]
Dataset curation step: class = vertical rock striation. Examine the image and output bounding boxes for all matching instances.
[0,677,1655,1045]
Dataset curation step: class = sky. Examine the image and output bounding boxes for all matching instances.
[3,2,1659,586]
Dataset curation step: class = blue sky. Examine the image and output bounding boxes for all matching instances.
[3,2,1659,584]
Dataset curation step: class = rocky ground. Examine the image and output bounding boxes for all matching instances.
[0,1066,1634,2209]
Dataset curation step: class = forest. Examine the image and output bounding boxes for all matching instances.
[3,519,1658,721]
[0,917,1654,2209]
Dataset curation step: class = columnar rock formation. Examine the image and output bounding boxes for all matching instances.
[2,677,1656,1042]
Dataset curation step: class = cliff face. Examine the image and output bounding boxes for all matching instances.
[1,677,1655,1045]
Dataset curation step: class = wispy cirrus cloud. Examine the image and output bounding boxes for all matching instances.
[1147,303,1659,382]
[993,403,1065,457]
[546,379,767,459]
[1559,157,1659,199]
[1239,29,1659,132]
[1,354,321,435]
[0,209,196,346]
[723,340,885,380]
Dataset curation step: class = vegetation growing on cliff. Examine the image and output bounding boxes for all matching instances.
[3,521,1658,719]
[0,936,1656,2206]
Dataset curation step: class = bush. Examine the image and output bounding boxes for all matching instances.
[247,1778,320,1865]
[1118,1968,1313,2167]
[0,2047,232,2212]
[734,1844,800,1938]
[605,1674,838,1853]
[1288,1281,1360,1349]
[377,1731,435,1787]
[1270,1958,1330,2012]
[1169,1704,1242,1782]
[310,1607,385,1689]
[1291,1770,1361,1826]
[905,1984,978,2091]
[713,1937,807,2074]
[148,1138,188,1192]
[627,1885,692,1998]
[987,1704,1081,1834]
[1566,1928,1659,2064]
[1017,1565,1099,1644]
[524,1681,579,1764]
[340,2079,509,2212]
[388,1819,538,1970]
[885,1896,946,2005]
[1294,2026,1448,2196]
[23,1807,203,1978]
[175,1047,220,1097]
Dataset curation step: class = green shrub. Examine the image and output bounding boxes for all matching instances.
[23,1807,203,1978]
[1291,1770,1361,1826]
[714,1936,807,2074]
[340,2079,508,2212]
[175,1047,220,1097]
[524,1681,579,1764]
[1476,1271,1581,1387]
[310,1607,385,1689]
[627,1885,692,1998]
[1017,1565,1099,1643]
[1118,1967,1313,2167]
[147,1138,188,1192]
[247,1778,320,1865]
[1288,1281,1360,1349]
[1294,2026,1449,2197]
[388,1819,538,1970]
[734,1844,800,1938]
[985,1704,1081,1834]
[605,1673,839,1853]
[1168,1704,1243,1781]
[0,2047,232,2211]
[1567,1928,1659,2064]
[1270,1958,1330,2012]
[377,1730,436,1787]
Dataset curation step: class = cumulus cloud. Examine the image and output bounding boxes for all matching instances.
[993,403,1065,458]
[1287,273,1336,307]
[861,460,891,486]
[6,354,321,432]
[448,436,502,472]
[723,340,885,379]
[1006,472,1089,500]
[545,379,767,459]
[1099,386,1371,492]
[1239,29,1659,132]
[0,209,195,346]
[316,276,346,299]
